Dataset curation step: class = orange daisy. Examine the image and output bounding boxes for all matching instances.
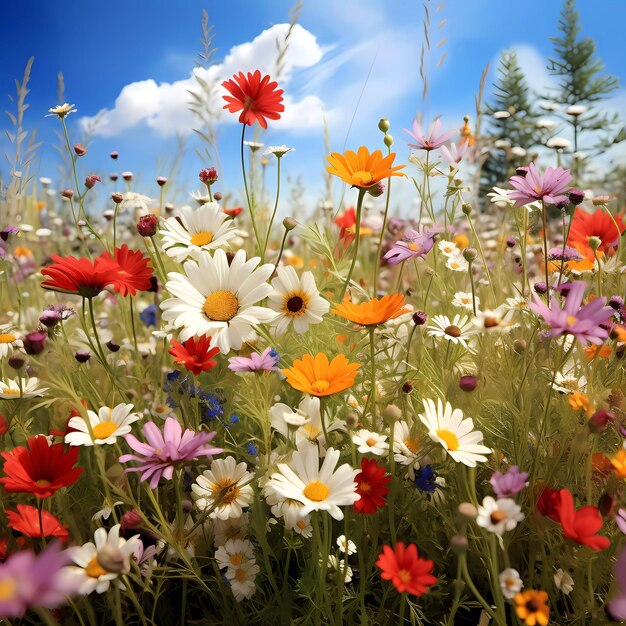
[282,353,360,397]
[332,293,410,326]
[326,146,406,189]
[611,449,626,479]
[514,590,549,626]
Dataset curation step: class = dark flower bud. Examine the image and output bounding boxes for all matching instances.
[74,144,87,156]
[199,167,218,185]
[568,189,585,205]
[120,510,143,531]
[61,188,74,199]
[109,173,119,182]
[534,282,547,295]
[122,171,133,181]
[459,375,477,391]
[165,203,175,214]
[588,408,615,434]
[461,203,472,216]
[609,296,624,310]
[74,351,91,363]
[84,175,101,189]
[598,493,614,517]
[412,311,428,326]
[213,191,223,201]
[103,210,114,221]
[23,330,47,355]
[156,176,167,187]
[110,151,119,160]
[402,381,413,394]
[111,192,123,204]
[506,236,517,248]
[106,340,120,352]
[147,276,159,293]
[39,310,62,328]
[555,198,570,210]
[515,166,529,177]
[8,354,25,370]
[368,182,385,197]
[137,214,158,237]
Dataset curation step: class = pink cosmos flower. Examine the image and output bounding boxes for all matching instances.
[508,162,572,207]
[529,281,614,345]
[490,466,528,498]
[120,417,222,488]
[404,119,455,151]
[384,229,436,266]
[439,142,471,165]
[228,347,280,372]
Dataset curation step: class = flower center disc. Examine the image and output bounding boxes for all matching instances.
[211,479,241,505]
[303,480,330,502]
[490,510,506,524]
[92,420,118,440]
[286,294,305,314]
[436,428,460,451]
[191,230,214,247]
[0,334,16,344]
[85,555,108,579]
[398,569,412,583]
[404,438,420,453]
[0,578,16,601]
[203,290,239,321]
[352,170,374,186]
[444,325,462,338]
[311,379,330,394]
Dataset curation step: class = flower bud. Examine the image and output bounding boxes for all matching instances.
[8,354,25,370]
[588,408,615,434]
[506,236,517,248]
[182,499,193,514]
[345,412,359,429]
[592,195,610,206]
[461,203,472,216]
[402,381,413,394]
[111,192,123,204]
[165,203,175,214]
[459,375,477,391]
[568,189,585,205]
[61,189,74,199]
[513,339,526,354]
[96,546,129,574]
[122,171,133,181]
[458,502,478,520]
[120,510,143,531]
[74,351,91,363]
[534,282,547,295]
[106,340,120,352]
[104,210,114,221]
[378,118,390,133]
[84,175,101,189]
[588,236,601,252]
[214,191,223,201]
[383,134,394,148]
[109,173,119,182]
[23,330,47,355]
[383,404,401,422]
[110,151,119,160]
[283,217,297,231]
[462,247,477,262]
[39,310,62,328]
[515,166,529,177]
[609,296,624,310]
[598,493,614,517]
[156,176,167,187]
[412,311,428,326]
[367,182,385,198]
[199,167,218,185]
[74,144,87,156]
[450,535,468,554]
[137,214,158,237]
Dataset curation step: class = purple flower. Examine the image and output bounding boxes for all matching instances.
[547,246,583,262]
[606,547,626,620]
[508,162,572,207]
[0,226,19,242]
[383,229,436,266]
[404,119,455,151]
[440,142,471,164]
[529,281,614,345]
[616,509,626,535]
[0,542,79,618]
[228,347,280,372]
[489,466,529,498]
[119,417,222,488]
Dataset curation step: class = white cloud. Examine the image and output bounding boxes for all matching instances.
[79,24,327,137]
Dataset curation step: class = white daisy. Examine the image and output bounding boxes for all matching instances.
[476,496,524,535]
[212,513,250,547]
[266,445,359,521]
[393,420,422,467]
[552,371,587,395]
[499,568,524,599]
[46,103,76,118]
[452,291,479,311]
[269,402,309,429]
[192,456,254,520]
[62,524,141,595]
[474,307,516,333]
[438,240,461,257]
[427,314,475,348]
[120,192,152,214]
[326,555,353,583]
[352,429,389,456]
[554,568,574,594]
[65,403,140,446]
[419,398,491,467]
[0,325,22,358]
[445,255,469,272]
[227,559,259,601]
[215,538,255,574]
[264,145,295,157]
[267,266,329,335]
[336,534,357,555]
[161,249,278,353]
[159,203,237,262]
[0,377,47,399]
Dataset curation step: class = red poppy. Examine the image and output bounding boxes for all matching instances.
[222,70,284,129]
[0,435,83,498]
[376,542,437,596]
[567,208,625,260]
[6,504,69,542]
[223,207,244,218]
[41,255,111,298]
[97,245,153,297]
[335,207,357,243]
[354,458,391,514]
[537,486,561,521]
[556,488,610,551]
[168,335,220,376]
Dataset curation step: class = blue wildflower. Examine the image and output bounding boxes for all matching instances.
[139,304,159,327]
[413,465,438,494]
[246,442,258,456]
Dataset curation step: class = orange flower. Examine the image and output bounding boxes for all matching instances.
[584,344,612,360]
[459,117,475,147]
[611,449,626,479]
[326,146,406,189]
[332,293,409,326]
[453,234,469,250]
[612,325,626,342]
[568,391,591,414]
[514,590,549,626]
[282,353,360,397]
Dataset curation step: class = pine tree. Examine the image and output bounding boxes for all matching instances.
[547,0,623,178]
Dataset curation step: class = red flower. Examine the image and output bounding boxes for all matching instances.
[567,208,625,260]
[335,207,357,243]
[168,335,220,376]
[0,415,7,436]
[556,488,610,551]
[376,542,437,596]
[41,255,111,298]
[97,245,153,297]
[537,486,561,521]
[222,70,284,129]
[354,458,391,514]
[0,435,83,498]
[223,207,244,218]
[6,504,69,542]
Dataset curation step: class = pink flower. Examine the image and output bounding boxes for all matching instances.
[404,119,455,151]
[228,347,280,372]
[508,162,572,207]
[529,281,614,345]
[440,142,471,164]
[120,417,222,488]
[384,229,436,266]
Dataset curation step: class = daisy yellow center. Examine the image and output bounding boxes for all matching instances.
[436,428,460,451]
[359,481,371,492]
[303,480,330,502]
[449,261,461,269]
[311,380,330,394]
[404,438,420,453]
[490,510,506,524]
[85,556,108,579]
[505,577,516,589]
[191,231,214,247]
[365,437,378,447]
[567,315,577,325]
[36,479,51,486]
[211,479,241,505]
[484,316,499,328]
[0,334,16,344]
[296,519,308,530]
[398,569,412,583]
[0,578,16,601]
[444,325,462,338]
[229,553,244,567]
[2,389,20,396]
[203,290,239,321]
[351,170,374,186]
[285,291,309,316]
[234,568,247,582]
[92,420,119,440]
[302,424,321,439]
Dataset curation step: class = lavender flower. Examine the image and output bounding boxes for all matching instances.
[119,417,222,488]
[547,246,583,262]
[440,142,471,164]
[606,547,626,620]
[0,542,79,618]
[228,347,280,372]
[490,466,529,498]
[404,119,455,151]
[616,509,626,535]
[508,162,572,207]
[383,229,436,266]
[529,281,614,345]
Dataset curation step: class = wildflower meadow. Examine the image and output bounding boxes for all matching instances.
[2,1,626,624]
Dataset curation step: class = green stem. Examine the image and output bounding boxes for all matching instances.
[541,198,550,302]
[262,156,282,262]
[240,124,262,256]
[339,188,367,300]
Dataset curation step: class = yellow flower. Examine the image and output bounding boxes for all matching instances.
[13,246,32,258]
[568,391,590,414]
[514,590,549,626]
[453,234,469,250]
[611,449,626,479]
[282,353,360,397]
[332,293,409,326]
[326,146,406,189]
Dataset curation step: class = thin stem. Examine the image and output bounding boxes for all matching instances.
[541,198,550,302]
[262,156,282,262]
[339,188,367,300]
[240,124,262,256]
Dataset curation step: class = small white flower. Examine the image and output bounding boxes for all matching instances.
[446,255,469,272]
[427,314,476,348]
[493,110,510,120]
[65,403,140,447]
[566,105,587,116]
[554,568,574,594]
[510,146,527,158]
[120,192,152,213]
[264,145,295,157]
[336,534,357,555]
[499,568,523,599]
[476,496,524,536]
[438,240,461,257]
[0,377,46,399]
[47,103,76,118]
[536,118,557,130]
[352,429,389,456]
[326,555,353,583]
[452,291,479,311]
[547,137,571,150]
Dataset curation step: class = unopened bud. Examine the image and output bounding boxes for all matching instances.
[458,502,478,520]
[156,176,168,187]
[213,192,223,201]
[412,311,428,326]
[588,408,615,434]
[84,175,101,189]
[74,144,87,156]
[283,217,297,231]
[569,189,585,205]
[588,236,601,252]
[110,151,119,160]
[106,340,120,352]
[462,247,477,262]
[459,375,477,391]
[61,189,74,199]
[120,510,143,531]
[109,173,119,182]
[383,133,394,148]
[462,203,472,216]
[137,214,158,237]
[598,493,615,517]
[368,182,385,198]
[534,282,547,295]
[383,404,401,422]
[513,339,527,354]
[96,546,129,574]
[378,118,390,133]
[402,381,413,394]
[8,354,25,370]
[515,166,529,178]
[450,535,468,554]
[111,192,123,204]
[74,351,91,363]
[345,412,359,429]
[122,171,133,181]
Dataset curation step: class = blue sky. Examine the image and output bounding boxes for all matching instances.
[1,0,625,212]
